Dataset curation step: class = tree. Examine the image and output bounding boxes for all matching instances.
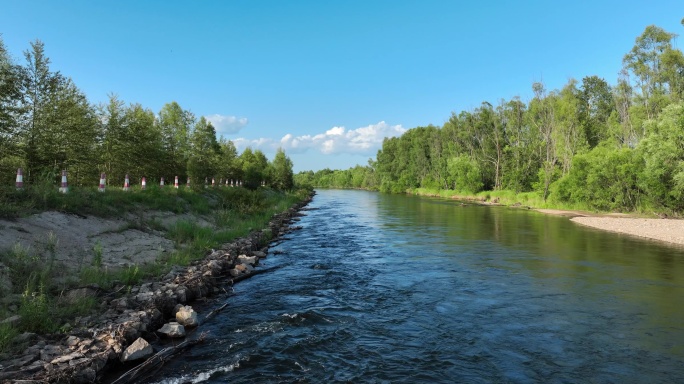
[637,102,684,212]
[187,116,219,188]
[271,148,293,190]
[122,103,164,183]
[553,79,586,175]
[623,25,677,119]
[159,102,194,180]
[238,147,263,190]
[43,78,99,186]
[217,138,240,183]
[18,40,64,180]
[446,155,483,193]
[500,97,538,192]
[579,76,614,147]
[0,35,24,183]
[529,82,559,200]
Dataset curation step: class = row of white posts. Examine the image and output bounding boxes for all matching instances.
[14,168,265,193]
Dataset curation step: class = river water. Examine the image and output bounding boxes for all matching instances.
[146,189,684,383]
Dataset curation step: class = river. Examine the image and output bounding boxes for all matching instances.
[145,189,684,383]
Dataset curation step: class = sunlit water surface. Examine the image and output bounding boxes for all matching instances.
[144,189,684,383]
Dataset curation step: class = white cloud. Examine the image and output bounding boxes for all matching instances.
[232,137,275,149]
[205,114,249,136]
[281,121,406,155]
[230,121,406,157]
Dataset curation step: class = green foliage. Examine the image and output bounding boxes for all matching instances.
[92,241,103,268]
[637,102,684,212]
[0,323,19,353]
[187,116,220,187]
[296,24,683,216]
[271,148,294,190]
[19,285,56,334]
[551,145,643,211]
[446,155,483,193]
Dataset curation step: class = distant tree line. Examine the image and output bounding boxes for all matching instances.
[0,37,294,191]
[296,24,684,214]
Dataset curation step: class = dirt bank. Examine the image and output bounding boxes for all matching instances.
[0,193,315,383]
[0,212,176,273]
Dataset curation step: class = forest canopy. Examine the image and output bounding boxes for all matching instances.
[0,38,294,191]
[296,24,684,215]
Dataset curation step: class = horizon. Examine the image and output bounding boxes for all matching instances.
[1,0,682,172]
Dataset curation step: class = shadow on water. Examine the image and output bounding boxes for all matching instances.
[144,189,684,383]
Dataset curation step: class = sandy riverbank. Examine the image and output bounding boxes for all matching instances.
[536,209,684,246]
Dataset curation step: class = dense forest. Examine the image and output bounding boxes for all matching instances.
[0,37,294,191]
[296,23,684,215]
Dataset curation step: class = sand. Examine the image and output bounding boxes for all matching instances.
[570,216,684,246]
[534,209,684,246]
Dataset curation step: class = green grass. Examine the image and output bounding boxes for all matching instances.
[0,323,19,354]
[409,187,599,213]
[0,185,312,350]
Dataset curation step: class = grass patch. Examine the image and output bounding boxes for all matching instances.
[0,185,312,342]
[0,323,19,354]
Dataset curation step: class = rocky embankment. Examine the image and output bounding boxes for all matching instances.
[0,194,313,383]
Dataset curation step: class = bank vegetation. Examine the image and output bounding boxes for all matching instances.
[296,23,684,217]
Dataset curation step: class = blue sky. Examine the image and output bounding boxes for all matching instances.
[1,1,682,172]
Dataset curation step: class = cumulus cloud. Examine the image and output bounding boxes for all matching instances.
[205,114,249,136]
[281,121,406,155]
[231,121,406,156]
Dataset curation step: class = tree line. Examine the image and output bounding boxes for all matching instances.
[0,38,294,191]
[296,23,684,214]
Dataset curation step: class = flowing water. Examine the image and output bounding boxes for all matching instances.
[145,189,684,383]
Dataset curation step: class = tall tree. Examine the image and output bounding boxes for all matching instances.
[42,78,99,186]
[124,103,164,182]
[529,82,559,200]
[18,40,64,180]
[623,25,677,119]
[187,116,219,187]
[159,101,194,179]
[553,79,586,175]
[0,35,24,183]
[271,148,294,190]
[100,94,127,180]
[500,97,538,192]
[579,76,614,148]
[217,138,240,182]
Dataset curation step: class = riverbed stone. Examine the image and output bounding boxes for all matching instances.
[176,305,199,327]
[237,255,257,265]
[63,287,98,304]
[121,337,153,362]
[65,335,81,347]
[157,322,186,338]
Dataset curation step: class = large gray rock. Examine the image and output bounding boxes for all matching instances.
[121,337,153,362]
[157,322,185,338]
[63,287,98,304]
[237,255,257,265]
[176,305,199,327]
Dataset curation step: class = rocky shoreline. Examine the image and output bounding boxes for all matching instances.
[0,193,314,383]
